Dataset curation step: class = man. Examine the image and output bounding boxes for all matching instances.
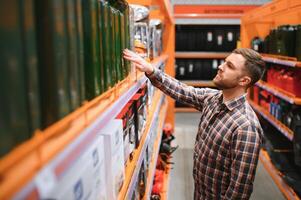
[123,48,265,199]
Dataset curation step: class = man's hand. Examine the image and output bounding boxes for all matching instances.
[123,49,154,75]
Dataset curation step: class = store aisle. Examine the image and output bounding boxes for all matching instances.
[168,112,285,200]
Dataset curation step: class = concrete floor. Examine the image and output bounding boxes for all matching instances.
[168,112,285,200]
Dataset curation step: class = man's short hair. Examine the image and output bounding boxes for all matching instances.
[232,48,265,87]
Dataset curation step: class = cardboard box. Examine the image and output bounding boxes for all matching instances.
[36,136,106,200]
[99,119,125,200]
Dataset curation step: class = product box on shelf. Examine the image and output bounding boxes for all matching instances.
[99,119,125,200]
[35,136,107,200]
[133,85,148,148]
[116,103,131,166]
[128,100,136,159]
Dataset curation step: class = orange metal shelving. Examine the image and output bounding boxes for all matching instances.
[249,100,294,141]
[256,80,301,105]
[0,54,168,199]
[260,150,300,200]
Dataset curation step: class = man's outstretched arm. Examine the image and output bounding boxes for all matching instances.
[123,49,218,111]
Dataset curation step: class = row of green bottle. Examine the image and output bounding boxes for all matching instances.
[0,0,131,157]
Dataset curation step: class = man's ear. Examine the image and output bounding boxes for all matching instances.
[239,76,251,87]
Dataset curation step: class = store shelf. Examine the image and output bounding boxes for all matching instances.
[160,166,171,200]
[175,107,199,113]
[121,93,167,199]
[181,80,216,87]
[262,54,301,68]
[249,100,294,141]
[255,81,301,105]
[142,100,168,200]
[259,150,300,200]
[175,52,230,59]
[0,54,169,199]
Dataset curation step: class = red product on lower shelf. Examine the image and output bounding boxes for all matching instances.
[285,70,301,97]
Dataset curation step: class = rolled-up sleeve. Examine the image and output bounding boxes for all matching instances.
[146,68,218,111]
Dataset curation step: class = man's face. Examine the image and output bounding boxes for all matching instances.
[213,53,250,90]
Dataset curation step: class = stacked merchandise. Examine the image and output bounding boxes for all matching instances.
[251,24,301,61]
[261,120,301,196]
[175,58,222,80]
[176,25,240,52]
[175,25,240,108]
[0,0,131,157]
[250,65,301,196]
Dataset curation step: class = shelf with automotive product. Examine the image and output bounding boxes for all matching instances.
[119,90,167,199]
[255,81,301,105]
[0,54,168,199]
[259,150,300,200]
[249,100,294,141]
[142,99,168,200]
[175,52,230,59]
[262,54,301,68]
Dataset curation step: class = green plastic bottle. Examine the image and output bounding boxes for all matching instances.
[82,0,102,100]
[64,0,81,110]
[74,0,86,102]
[99,1,112,89]
[35,0,71,128]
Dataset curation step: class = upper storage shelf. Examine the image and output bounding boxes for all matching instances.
[262,54,301,68]
[0,55,168,199]
[241,0,301,49]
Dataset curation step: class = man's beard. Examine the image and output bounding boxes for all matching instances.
[213,75,238,90]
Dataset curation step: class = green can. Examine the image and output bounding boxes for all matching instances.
[64,0,81,110]
[35,0,71,128]
[296,25,301,61]
[101,1,114,87]
[21,0,41,134]
[110,6,117,85]
[82,0,102,100]
[74,0,86,102]
[114,9,122,81]
[0,0,31,156]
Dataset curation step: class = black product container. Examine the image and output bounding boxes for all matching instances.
[263,35,270,53]
[292,112,301,166]
[269,29,278,55]
[176,59,186,80]
[295,25,301,61]
[251,37,264,52]
[215,29,225,52]
[0,0,37,156]
[35,0,71,128]
[276,25,296,57]
[194,59,203,80]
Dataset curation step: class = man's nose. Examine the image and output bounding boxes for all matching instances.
[218,63,224,71]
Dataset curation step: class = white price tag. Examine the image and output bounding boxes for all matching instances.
[227,32,233,42]
[189,64,193,73]
[34,166,57,198]
[217,35,223,46]
[207,32,213,42]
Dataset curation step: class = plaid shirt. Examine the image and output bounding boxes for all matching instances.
[147,69,263,200]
